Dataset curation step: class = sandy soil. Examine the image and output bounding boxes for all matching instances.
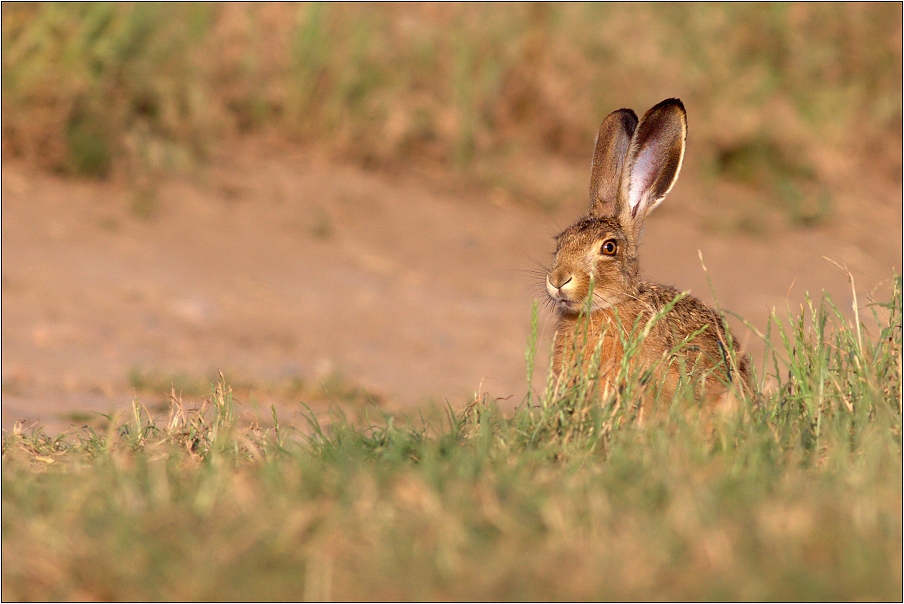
[2,139,901,433]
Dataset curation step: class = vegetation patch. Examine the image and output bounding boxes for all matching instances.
[3,276,901,600]
[2,4,900,217]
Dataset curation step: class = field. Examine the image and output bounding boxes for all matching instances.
[2,4,902,601]
[3,285,902,600]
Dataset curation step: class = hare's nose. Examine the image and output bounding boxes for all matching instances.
[547,270,574,292]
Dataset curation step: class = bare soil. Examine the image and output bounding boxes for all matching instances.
[2,139,901,433]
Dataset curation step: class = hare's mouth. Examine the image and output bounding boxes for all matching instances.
[552,297,582,314]
[550,291,617,314]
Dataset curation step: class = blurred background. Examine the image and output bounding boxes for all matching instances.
[2,3,901,431]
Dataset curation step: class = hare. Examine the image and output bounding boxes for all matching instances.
[545,98,749,407]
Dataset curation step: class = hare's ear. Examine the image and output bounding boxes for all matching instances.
[588,108,638,218]
[619,98,686,226]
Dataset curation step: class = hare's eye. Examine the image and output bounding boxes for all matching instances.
[600,240,617,256]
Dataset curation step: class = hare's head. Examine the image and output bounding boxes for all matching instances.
[546,98,687,315]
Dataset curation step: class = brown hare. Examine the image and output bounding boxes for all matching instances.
[545,98,750,408]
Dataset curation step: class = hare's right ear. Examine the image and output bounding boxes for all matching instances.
[588,108,638,218]
[619,98,687,228]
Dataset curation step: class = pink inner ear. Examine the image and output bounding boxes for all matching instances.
[628,140,662,215]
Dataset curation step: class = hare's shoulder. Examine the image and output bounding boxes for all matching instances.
[638,282,724,338]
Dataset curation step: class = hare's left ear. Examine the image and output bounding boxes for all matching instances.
[619,98,687,227]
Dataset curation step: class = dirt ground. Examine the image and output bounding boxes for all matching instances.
[2,138,901,433]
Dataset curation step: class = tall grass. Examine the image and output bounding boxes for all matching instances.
[3,276,900,600]
[3,3,900,197]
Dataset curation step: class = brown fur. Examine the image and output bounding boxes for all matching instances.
[547,99,750,409]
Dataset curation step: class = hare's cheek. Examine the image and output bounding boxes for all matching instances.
[591,258,610,276]
[576,275,595,298]
[593,261,621,285]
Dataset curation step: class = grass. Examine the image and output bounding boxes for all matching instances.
[3,275,901,600]
[3,4,901,217]
[126,368,382,409]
